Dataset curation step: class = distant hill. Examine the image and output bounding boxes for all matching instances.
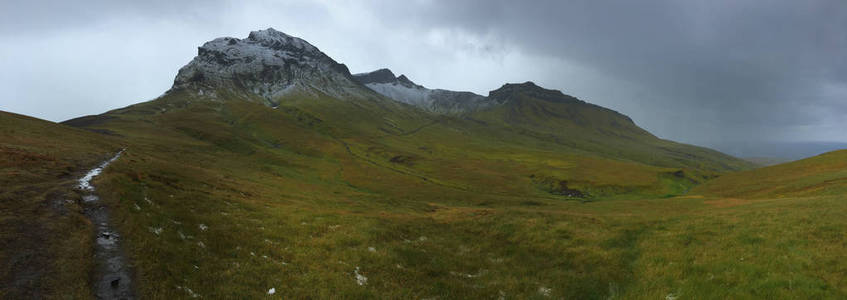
[694,149,847,198]
[709,140,847,160]
[743,157,794,167]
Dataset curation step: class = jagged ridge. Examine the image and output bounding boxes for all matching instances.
[353,69,496,114]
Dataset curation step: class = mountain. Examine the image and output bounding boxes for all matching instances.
[66,28,753,198]
[172,28,375,105]
[467,81,752,172]
[2,28,774,298]
[353,70,750,173]
[480,81,650,138]
[353,68,494,114]
[146,28,754,176]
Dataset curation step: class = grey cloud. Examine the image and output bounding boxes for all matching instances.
[0,0,227,35]
[362,0,846,144]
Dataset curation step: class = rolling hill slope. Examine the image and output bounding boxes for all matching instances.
[694,149,847,198]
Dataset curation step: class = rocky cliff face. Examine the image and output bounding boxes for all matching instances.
[171,28,371,105]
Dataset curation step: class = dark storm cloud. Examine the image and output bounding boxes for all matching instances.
[364,0,847,144]
[0,0,844,152]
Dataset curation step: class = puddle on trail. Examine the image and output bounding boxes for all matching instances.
[80,150,135,299]
[78,152,123,191]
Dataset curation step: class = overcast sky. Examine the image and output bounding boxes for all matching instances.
[1,0,845,152]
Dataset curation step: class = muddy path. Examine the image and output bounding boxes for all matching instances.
[79,150,135,299]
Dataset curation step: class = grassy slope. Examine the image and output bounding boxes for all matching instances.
[0,111,119,298]
[694,150,847,198]
[39,88,843,299]
[2,85,843,298]
[471,84,753,174]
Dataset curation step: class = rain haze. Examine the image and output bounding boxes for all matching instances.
[1,0,845,158]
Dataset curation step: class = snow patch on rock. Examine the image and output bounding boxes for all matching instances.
[355,70,495,114]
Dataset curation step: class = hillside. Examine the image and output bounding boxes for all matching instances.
[694,150,847,198]
[469,82,750,173]
[0,111,119,298]
[65,85,751,202]
[54,95,732,298]
[1,28,800,299]
[7,102,847,298]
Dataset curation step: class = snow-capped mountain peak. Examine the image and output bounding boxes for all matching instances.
[170,29,499,114]
[171,28,370,105]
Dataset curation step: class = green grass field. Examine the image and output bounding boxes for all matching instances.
[2,88,845,298]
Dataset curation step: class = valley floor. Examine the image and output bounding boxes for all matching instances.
[92,147,847,299]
